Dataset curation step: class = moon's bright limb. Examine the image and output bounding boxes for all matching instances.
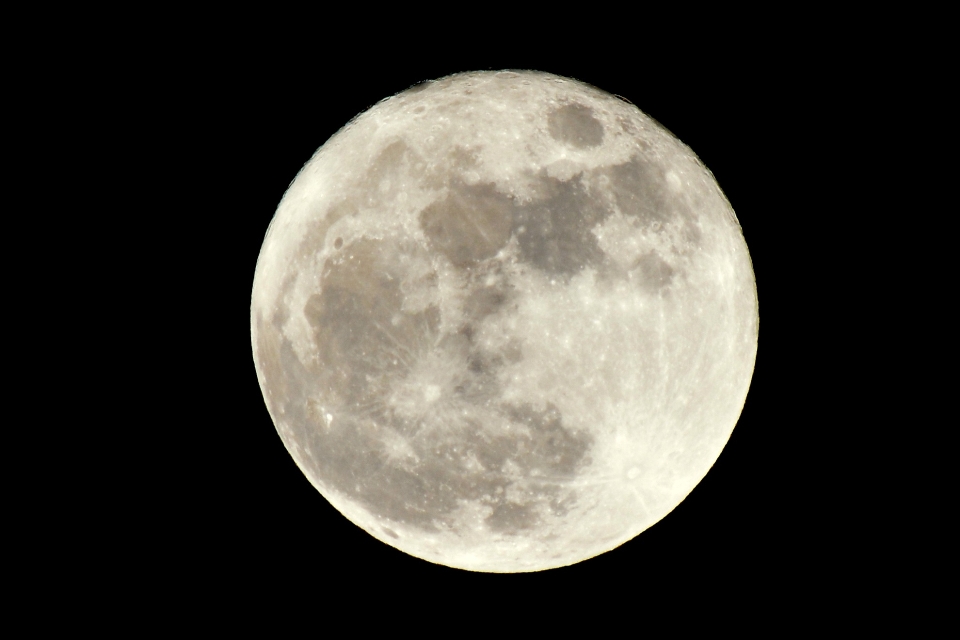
[251,70,758,573]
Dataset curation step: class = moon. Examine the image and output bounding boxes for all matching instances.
[250,70,757,572]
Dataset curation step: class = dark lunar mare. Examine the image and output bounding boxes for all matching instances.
[604,155,702,246]
[512,172,609,278]
[547,103,605,149]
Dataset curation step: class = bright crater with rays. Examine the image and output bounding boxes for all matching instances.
[251,70,758,572]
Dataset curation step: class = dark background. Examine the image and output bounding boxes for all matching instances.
[21,11,932,619]
[151,46,829,604]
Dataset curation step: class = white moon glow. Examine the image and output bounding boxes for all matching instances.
[251,70,757,572]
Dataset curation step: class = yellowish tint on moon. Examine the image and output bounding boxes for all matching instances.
[251,70,758,572]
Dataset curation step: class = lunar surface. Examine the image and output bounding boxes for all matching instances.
[251,70,757,572]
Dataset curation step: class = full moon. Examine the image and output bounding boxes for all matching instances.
[251,70,757,572]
